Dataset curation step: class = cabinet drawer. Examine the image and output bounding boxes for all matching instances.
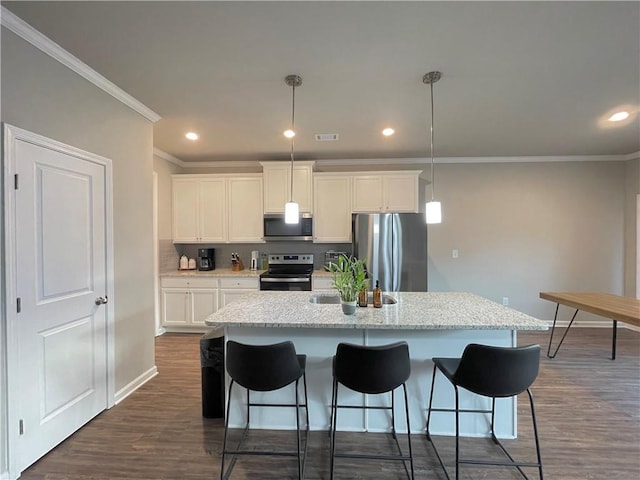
[219,277,259,289]
[161,277,219,289]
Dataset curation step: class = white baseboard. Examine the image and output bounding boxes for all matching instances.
[113,366,158,405]
[551,319,639,332]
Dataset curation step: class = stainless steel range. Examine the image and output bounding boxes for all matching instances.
[259,254,314,291]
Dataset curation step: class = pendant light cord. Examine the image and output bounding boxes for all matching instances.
[429,80,435,201]
[289,83,296,203]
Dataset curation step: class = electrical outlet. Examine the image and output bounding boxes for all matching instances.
[452,249,459,259]
[502,297,509,306]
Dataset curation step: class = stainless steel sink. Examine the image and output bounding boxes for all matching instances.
[309,294,397,305]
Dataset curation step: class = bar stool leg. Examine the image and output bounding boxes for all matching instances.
[425,365,438,441]
[454,386,460,480]
[528,389,544,480]
[330,379,338,480]
[220,379,235,480]
[402,383,415,479]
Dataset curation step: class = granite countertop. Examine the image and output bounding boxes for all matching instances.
[161,268,265,278]
[204,291,549,330]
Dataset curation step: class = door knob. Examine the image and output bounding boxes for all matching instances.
[95,296,108,306]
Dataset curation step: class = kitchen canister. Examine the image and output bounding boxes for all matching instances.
[188,258,196,270]
[179,255,189,270]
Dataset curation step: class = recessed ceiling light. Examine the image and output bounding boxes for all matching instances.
[382,128,395,136]
[608,111,630,122]
[284,129,295,138]
[185,132,199,140]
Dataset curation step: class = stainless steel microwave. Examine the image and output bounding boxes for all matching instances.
[263,213,313,241]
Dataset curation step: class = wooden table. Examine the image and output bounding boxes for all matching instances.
[539,292,640,359]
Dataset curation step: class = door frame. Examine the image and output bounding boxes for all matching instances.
[2,124,116,479]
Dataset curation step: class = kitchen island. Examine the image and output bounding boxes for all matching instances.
[204,291,547,438]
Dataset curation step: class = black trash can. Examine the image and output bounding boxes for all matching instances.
[200,327,225,418]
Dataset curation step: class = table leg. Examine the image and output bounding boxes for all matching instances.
[611,319,617,361]
[547,304,579,359]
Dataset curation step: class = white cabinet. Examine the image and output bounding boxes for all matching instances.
[219,277,259,308]
[312,275,334,292]
[352,172,421,213]
[227,176,264,242]
[172,175,226,243]
[313,173,352,243]
[161,277,219,328]
[261,161,314,214]
[172,174,263,243]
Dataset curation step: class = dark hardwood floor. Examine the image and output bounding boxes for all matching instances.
[20,327,639,479]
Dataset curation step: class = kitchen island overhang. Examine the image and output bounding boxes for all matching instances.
[205,291,548,438]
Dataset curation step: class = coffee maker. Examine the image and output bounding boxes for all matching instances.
[197,248,215,271]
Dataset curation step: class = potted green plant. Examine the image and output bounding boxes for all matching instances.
[325,254,368,315]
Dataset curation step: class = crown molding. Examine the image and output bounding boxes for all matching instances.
[167,152,635,169]
[153,148,185,167]
[625,150,640,161]
[1,7,161,123]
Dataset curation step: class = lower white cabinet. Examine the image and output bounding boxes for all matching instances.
[219,276,260,308]
[312,275,334,292]
[161,277,219,327]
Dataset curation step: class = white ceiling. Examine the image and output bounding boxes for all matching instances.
[3,1,639,164]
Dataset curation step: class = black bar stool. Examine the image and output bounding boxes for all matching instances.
[426,343,544,480]
[330,341,414,480]
[220,340,309,480]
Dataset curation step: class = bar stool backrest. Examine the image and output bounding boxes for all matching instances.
[453,343,540,398]
[335,341,411,394]
[226,340,303,391]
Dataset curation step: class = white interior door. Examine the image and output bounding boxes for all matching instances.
[5,126,112,475]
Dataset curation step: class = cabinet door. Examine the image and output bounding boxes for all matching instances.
[352,175,383,212]
[162,289,189,326]
[199,178,227,242]
[190,289,218,325]
[293,164,313,213]
[384,175,419,212]
[263,163,313,214]
[313,175,352,243]
[228,177,264,242]
[312,276,335,292]
[262,164,290,213]
[172,179,199,242]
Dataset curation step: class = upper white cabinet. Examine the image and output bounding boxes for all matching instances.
[351,172,421,213]
[227,176,264,242]
[172,174,263,243]
[172,177,226,243]
[261,161,314,214]
[313,173,352,243]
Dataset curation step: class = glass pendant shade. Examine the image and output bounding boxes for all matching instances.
[285,201,299,224]
[425,201,442,224]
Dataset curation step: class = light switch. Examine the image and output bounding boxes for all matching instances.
[452,249,459,259]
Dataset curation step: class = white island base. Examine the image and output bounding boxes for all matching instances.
[225,326,518,439]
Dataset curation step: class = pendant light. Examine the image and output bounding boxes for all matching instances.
[423,71,442,224]
[284,74,302,224]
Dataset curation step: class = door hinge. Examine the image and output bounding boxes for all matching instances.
[14,173,19,190]
[16,297,21,313]
[19,419,24,435]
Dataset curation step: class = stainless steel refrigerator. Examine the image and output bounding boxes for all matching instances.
[352,213,428,292]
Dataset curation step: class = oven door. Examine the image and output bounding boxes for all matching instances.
[259,275,312,291]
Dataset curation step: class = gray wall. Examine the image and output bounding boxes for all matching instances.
[624,159,640,297]
[427,160,627,319]
[1,28,156,476]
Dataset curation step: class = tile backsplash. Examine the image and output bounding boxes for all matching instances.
[172,242,352,271]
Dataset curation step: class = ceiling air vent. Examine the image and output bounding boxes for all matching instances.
[315,133,339,141]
